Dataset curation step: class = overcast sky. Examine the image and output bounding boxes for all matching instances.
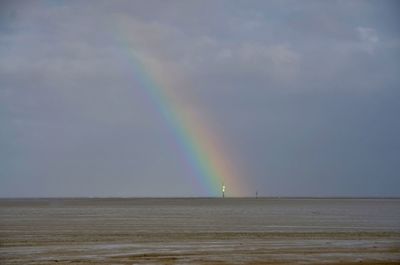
[1,0,399,197]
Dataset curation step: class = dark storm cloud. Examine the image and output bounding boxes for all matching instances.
[1,0,399,197]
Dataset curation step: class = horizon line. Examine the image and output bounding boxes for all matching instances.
[1,196,399,200]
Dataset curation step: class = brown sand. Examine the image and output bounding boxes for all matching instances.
[1,198,399,264]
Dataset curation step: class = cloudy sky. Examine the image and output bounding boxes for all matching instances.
[1,0,399,197]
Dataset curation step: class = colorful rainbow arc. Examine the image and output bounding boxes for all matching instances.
[117,34,247,197]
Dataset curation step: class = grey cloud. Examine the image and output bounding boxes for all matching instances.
[1,0,399,197]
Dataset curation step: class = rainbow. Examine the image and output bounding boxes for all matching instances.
[117,32,248,197]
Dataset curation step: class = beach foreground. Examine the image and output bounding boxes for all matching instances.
[0,198,399,264]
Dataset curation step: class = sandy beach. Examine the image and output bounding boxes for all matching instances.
[1,198,399,264]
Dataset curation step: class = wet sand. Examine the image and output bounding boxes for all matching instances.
[1,198,399,264]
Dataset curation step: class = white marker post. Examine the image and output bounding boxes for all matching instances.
[222,184,225,198]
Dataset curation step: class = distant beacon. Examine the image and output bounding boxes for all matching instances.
[222,184,225,198]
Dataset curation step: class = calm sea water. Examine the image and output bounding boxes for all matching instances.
[1,198,399,264]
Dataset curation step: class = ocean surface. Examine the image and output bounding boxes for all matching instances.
[0,198,399,264]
